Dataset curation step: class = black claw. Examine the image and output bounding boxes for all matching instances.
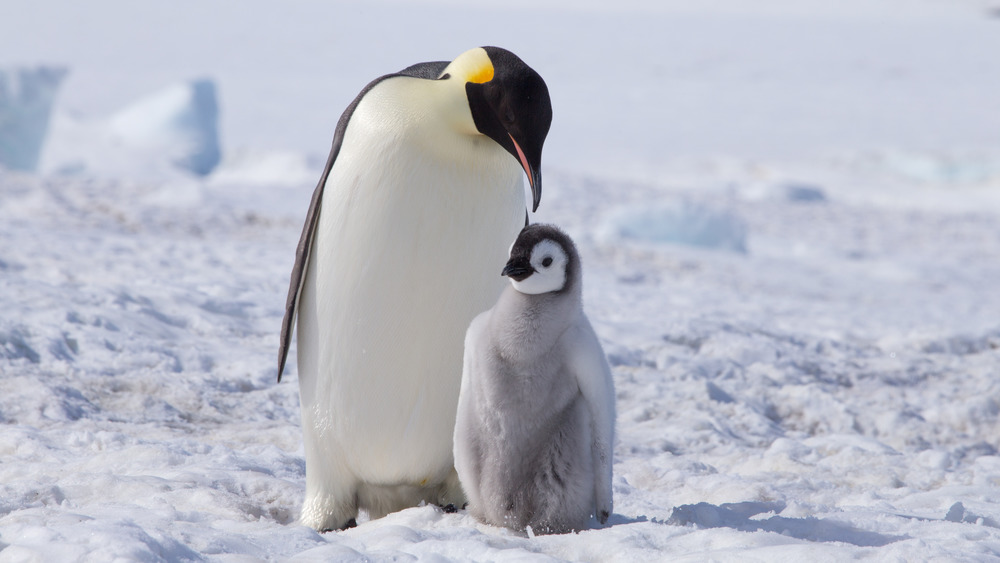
[327,518,358,532]
[319,517,358,533]
[440,503,459,514]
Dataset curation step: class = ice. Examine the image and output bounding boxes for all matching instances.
[782,183,827,203]
[42,79,221,179]
[108,79,221,176]
[598,201,748,253]
[0,66,66,172]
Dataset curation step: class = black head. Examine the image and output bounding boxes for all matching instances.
[465,47,552,213]
[502,224,579,295]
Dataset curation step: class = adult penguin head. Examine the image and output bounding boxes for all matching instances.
[443,47,552,212]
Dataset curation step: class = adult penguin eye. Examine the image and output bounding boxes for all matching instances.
[502,107,515,125]
[542,256,553,268]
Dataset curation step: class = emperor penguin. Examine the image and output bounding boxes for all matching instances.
[454,224,616,534]
[276,47,552,532]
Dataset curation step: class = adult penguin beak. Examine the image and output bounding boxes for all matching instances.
[507,133,543,213]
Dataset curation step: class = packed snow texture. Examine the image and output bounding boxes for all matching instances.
[3,0,1000,561]
[0,66,66,172]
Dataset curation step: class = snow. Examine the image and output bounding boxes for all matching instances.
[3,0,1000,560]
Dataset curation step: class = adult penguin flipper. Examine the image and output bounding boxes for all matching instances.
[276,60,451,382]
[275,147,333,383]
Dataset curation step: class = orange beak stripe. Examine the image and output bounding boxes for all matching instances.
[508,132,533,190]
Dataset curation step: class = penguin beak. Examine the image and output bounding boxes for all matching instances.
[507,133,542,213]
[501,257,534,281]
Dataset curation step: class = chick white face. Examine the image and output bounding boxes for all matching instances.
[504,238,569,295]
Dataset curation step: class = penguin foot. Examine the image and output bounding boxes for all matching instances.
[319,518,357,533]
[439,504,459,514]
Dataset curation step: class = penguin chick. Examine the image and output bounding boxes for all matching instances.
[454,224,615,534]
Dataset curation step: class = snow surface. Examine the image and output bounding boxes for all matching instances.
[3,0,1000,560]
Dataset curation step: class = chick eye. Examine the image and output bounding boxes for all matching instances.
[541,256,553,268]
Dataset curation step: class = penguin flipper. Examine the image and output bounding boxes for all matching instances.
[565,316,616,522]
[276,60,451,382]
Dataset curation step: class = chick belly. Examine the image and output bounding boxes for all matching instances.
[477,397,596,533]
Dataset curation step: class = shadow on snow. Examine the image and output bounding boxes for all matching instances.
[662,501,904,548]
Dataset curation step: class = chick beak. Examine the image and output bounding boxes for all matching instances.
[501,256,534,282]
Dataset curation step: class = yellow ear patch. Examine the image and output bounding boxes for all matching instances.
[444,47,495,84]
[468,63,494,84]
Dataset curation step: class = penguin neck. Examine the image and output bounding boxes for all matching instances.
[489,280,582,364]
[360,75,497,163]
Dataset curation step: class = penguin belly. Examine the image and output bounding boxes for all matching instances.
[295,92,525,529]
[457,353,598,535]
[477,396,596,534]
